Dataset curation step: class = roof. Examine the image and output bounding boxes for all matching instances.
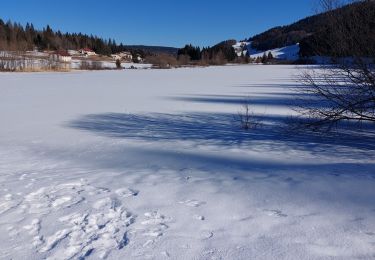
[81,48,94,52]
[55,50,71,56]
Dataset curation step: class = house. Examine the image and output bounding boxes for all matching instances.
[52,50,72,62]
[119,51,133,61]
[78,48,97,56]
[111,54,121,61]
[112,52,133,61]
[68,50,79,56]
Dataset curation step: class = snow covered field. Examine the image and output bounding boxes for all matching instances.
[233,42,300,61]
[0,65,374,259]
[248,44,300,61]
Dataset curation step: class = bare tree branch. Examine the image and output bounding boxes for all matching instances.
[296,0,375,130]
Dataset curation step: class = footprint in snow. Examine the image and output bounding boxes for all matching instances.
[0,194,21,215]
[16,181,138,259]
[23,218,41,236]
[93,197,122,210]
[200,230,214,240]
[238,215,254,222]
[264,209,287,218]
[19,173,27,180]
[115,188,139,198]
[193,215,205,221]
[139,211,172,247]
[87,186,110,195]
[23,182,86,214]
[161,251,170,257]
[39,198,134,259]
[179,199,206,207]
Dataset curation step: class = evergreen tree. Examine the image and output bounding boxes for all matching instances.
[177,44,201,60]
[261,53,268,64]
[267,51,273,60]
[0,19,139,56]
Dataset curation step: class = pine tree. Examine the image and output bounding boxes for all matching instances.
[267,51,274,60]
[0,20,138,55]
[261,53,268,64]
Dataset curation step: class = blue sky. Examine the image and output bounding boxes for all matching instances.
[0,0,314,47]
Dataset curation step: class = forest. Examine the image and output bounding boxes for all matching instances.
[0,19,142,56]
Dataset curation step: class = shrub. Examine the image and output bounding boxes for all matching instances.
[238,100,261,130]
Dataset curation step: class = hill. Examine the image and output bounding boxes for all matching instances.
[248,0,375,58]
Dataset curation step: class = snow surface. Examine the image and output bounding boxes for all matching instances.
[248,44,300,61]
[232,42,249,57]
[0,65,375,259]
[232,41,300,61]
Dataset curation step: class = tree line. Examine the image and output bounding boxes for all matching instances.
[0,19,134,56]
[177,40,237,65]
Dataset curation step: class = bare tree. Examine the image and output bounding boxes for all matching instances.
[145,53,178,69]
[177,54,191,66]
[238,99,261,130]
[314,0,349,13]
[297,0,375,130]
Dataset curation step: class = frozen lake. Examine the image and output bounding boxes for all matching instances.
[0,65,374,259]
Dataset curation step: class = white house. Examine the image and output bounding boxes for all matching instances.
[111,54,121,61]
[68,49,79,56]
[112,52,133,61]
[79,48,97,56]
[119,51,133,61]
[52,50,72,62]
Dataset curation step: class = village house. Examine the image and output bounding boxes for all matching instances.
[78,48,97,57]
[119,51,133,61]
[111,54,121,61]
[111,51,133,61]
[67,50,79,56]
[52,50,72,62]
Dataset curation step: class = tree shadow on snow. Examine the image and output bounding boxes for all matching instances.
[68,112,375,158]
[166,93,325,108]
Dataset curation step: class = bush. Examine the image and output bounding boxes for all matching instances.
[145,53,178,69]
[237,100,261,130]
